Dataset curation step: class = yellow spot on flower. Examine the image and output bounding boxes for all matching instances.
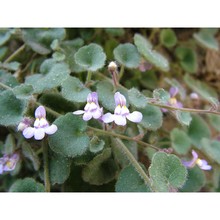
[196,158,203,167]
[169,97,177,105]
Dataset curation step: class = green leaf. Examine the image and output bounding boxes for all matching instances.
[22,28,66,55]
[3,134,16,154]
[21,142,40,171]
[187,115,211,149]
[193,28,219,51]
[25,59,70,93]
[175,46,198,73]
[208,114,220,132]
[105,28,125,37]
[175,111,192,126]
[89,136,105,153]
[113,43,141,68]
[74,43,106,72]
[0,69,19,91]
[60,38,85,73]
[149,152,187,192]
[184,74,218,100]
[128,87,148,109]
[96,80,115,112]
[139,105,163,130]
[134,33,170,72]
[0,29,12,46]
[0,61,21,71]
[160,29,177,48]
[0,90,27,126]
[153,88,170,104]
[52,52,66,62]
[82,148,117,185]
[0,46,8,61]
[12,84,34,99]
[180,166,206,192]
[201,138,220,164]
[61,76,91,103]
[170,128,191,155]
[9,178,45,192]
[49,151,72,185]
[48,113,89,157]
[115,164,151,192]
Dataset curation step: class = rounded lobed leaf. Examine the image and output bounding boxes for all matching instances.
[149,152,188,192]
[89,136,105,153]
[208,114,220,132]
[139,105,163,130]
[170,128,191,155]
[74,43,106,72]
[9,178,45,192]
[61,76,91,103]
[12,84,34,100]
[82,148,117,185]
[0,90,27,126]
[49,151,72,185]
[115,164,151,192]
[175,46,198,73]
[153,88,170,104]
[128,88,147,109]
[160,29,177,48]
[134,33,170,72]
[180,166,206,192]
[187,115,211,149]
[113,43,141,68]
[201,138,220,164]
[175,111,192,126]
[48,113,90,158]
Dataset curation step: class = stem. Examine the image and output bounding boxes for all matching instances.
[4,44,25,63]
[42,138,50,192]
[0,82,12,90]
[87,126,160,151]
[86,71,92,84]
[114,137,155,191]
[149,102,220,116]
[119,65,125,80]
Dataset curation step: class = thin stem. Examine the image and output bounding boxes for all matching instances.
[119,65,125,80]
[149,102,220,116]
[4,44,25,63]
[86,71,92,84]
[87,126,160,151]
[0,82,12,90]
[114,137,155,191]
[42,138,50,192]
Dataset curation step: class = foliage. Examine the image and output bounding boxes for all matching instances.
[0,28,219,192]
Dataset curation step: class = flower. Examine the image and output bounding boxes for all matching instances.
[22,106,58,140]
[162,87,183,112]
[73,92,103,121]
[0,153,20,174]
[190,92,199,100]
[108,61,118,73]
[17,117,33,131]
[102,92,143,126]
[182,150,212,170]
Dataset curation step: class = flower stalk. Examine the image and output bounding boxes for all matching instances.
[42,138,50,192]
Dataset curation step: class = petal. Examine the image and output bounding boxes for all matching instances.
[90,92,98,104]
[83,112,92,121]
[176,101,183,108]
[161,108,168,113]
[192,150,198,160]
[102,113,114,123]
[169,87,179,98]
[126,111,143,123]
[39,118,49,128]
[121,106,129,115]
[200,164,212,170]
[44,124,58,135]
[34,128,45,140]
[114,105,122,114]
[23,127,35,139]
[182,160,194,168]
[114,92,126,106]
[114,115,127,126]
[73,110,85,115]
[35,106,46,118]
[89,102,97,111]
[92,109,102,119]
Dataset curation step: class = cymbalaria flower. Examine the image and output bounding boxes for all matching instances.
[22,106,58,140]
[73,92,103,121]
[162,87,183,112]
[17,117,33,131]
[0,153,19,174]
[182,150,212,170]
[102,92,143,126]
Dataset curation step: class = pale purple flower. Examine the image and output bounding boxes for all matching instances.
[73,92,103,121]
[190,92,199,100]
[0,153,20,174]
[102,92,143,126]
[17,117,33,131]
[182,150,212,170]
[22,106,58,140]
[162,87,183,112]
